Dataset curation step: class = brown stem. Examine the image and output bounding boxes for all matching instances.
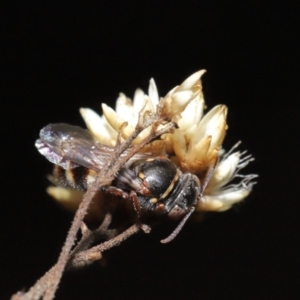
[69,224,141,269]
[43,114,162,299]
[10,223,139,300]
[11,110,175,300]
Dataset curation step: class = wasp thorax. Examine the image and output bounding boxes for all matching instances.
[136,158,178,198]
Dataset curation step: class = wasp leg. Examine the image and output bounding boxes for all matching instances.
[103,187,150,233]
[129,191,141,218]
[128,191,151,234]
[103,186,141,219]
[102,186,141,217]
[102,186,130,199]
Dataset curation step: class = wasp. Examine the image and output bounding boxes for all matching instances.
[35,123,216,243]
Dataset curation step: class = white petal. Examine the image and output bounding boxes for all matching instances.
[148,78,159,107]
[143,95,157,113]
[202,188,251,212]
[166,85,177,97]
[132,88,146,118]
[160,90,197,122]
[190,105,227,152]
[200,173,257,212]
[115,93,135,123]
[196,197,224,211]
[176,70,206,92]
[172,129,188,162]
[79,108,117,144]
[102,104,135,139]
[187,135,211,163]
[172,90,194,107]
[80,107,102,130]
[206,152,241,192]
[177,94,205,137]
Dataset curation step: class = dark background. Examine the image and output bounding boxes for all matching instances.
[2,1,299,299]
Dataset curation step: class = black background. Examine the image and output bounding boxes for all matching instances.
[2,1,299,299]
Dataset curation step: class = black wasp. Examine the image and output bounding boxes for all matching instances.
[35,123,214,243]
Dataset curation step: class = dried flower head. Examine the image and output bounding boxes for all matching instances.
[22,71,258,300]
[49,70,257,214]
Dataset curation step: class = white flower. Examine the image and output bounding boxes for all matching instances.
[50,71,257,213]
[198,143,257,211]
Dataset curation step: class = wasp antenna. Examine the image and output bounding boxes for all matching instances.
[160,207,195,244]
[201,156,218,193]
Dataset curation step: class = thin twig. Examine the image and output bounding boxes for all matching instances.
[12,110,175,300]
[69,224,141,269]
[11,265,57,300]
[43,114,162,300]
[10,224,140,300]
[43,173,109,300]
[70,214,114,256]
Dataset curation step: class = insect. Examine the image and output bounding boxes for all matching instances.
[35,123,216,243]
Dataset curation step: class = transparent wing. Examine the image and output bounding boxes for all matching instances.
[35,123,151,171]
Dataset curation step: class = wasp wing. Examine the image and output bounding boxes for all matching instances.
[35,123,152,171]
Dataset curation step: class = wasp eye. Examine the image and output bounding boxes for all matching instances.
[140,158,177,198]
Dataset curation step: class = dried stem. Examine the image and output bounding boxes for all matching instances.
[12,110,174,300]
[69,223,141,269]
[11,222,141,300]
[70,214,115,256]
